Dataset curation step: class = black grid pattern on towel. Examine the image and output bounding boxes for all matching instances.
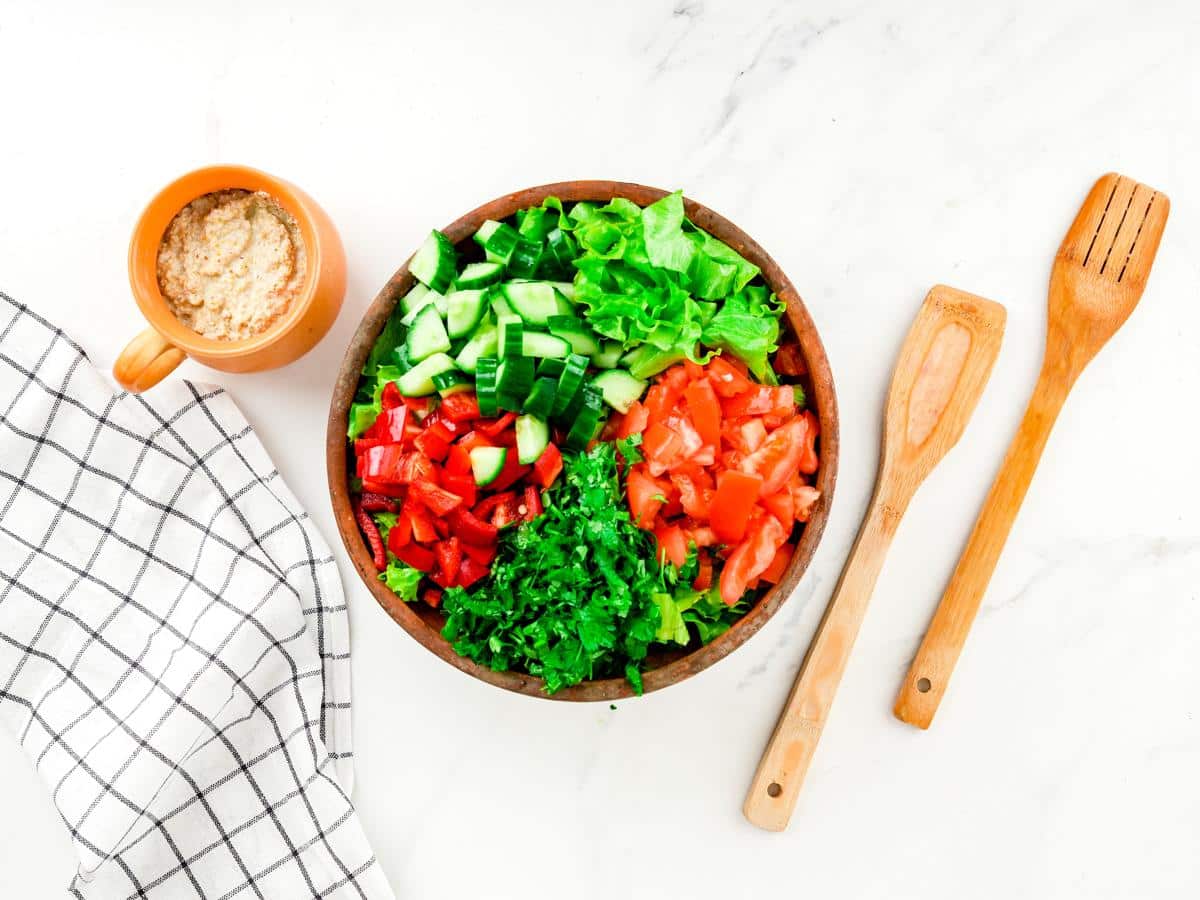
[0,294,391,899]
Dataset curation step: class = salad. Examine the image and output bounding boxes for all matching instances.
[347,191,820,694]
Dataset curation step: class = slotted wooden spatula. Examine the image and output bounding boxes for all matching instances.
[744,285,1005,831]
[894,173,1170,730]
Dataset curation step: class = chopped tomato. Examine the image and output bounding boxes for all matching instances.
[760,489,794,528]
[710,469,763,544]
[643,382,681,428]
[423,587,443,608]
[440,471,477,509]
[457,554,490,588]
[683,379,722,446]
[720,384,777,418]
[617,400,649,438]
[522,485,543,521]
[719,515,785,605]
[434,537,462,586]
[380,380,403,410]
[683,359,705,380]
[476,411,517,437]
[440,393,480,423]
[531,443,563,488]
[760,542,794,584]
[692,551,713,590]
[461,542,497,566]
[449,508,498,547]
[740,416,808,496]
[626,464,665,529]
[689,525,718,547]
[409,480,463,517]
[706,356,753,397]
[793,485,821,522]
[798,410,820,474]
[774,343,806,376]
[394,542,435,573]
[671,472,712,520]
[654,522,689,569]
[642,422,683,474]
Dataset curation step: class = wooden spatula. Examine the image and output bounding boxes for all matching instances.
[744,286,1005,832]
[894,173,1170,730]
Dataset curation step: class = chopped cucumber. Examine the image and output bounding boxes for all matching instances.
[523,378,558,419]
[469,446,508,486]
[515,415,550,465]
[405,304,451,363]
[590,340,624,369]
[432,369,473,396]
[454,320,498,374]
[564,386,606,452]
[399,287,445,326]
[507,238,542,279]
[400,283,433,315]
[410,230,457,294]
[549,282,576,303]
[476,357,500,416]
[497,314,525,358]
[590,369,647,414]
[397,352,457,397]
[502,282,573,326]
[540,228,577,278]
[520,331,571,359]
[475,220,519,265]
[496,356,534,412]
[446,289,488,339]
[547,316,601,355]
[536,357,566,380]
[550,353,589,419]
[456,261,504,289]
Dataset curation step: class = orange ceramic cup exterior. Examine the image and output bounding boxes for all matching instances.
[114,165,347,392]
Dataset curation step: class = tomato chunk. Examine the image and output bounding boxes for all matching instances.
[626,464,665,529]
[683,379,722,447]
[706,356,753,397]
[740,416,808,496]
[719,516,785,605]
[654,522,689,569]
[617,400,649,438]
[709,470,763,545]
[760,542,794,584]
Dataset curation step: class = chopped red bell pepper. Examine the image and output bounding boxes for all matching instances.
[359,491,398,513]
[448,508,499,547]
[360,479,405,499]
[456,554,490,588]
[402,396,431,420]
[404,502,439,543]
[522,484,543,521]
[409,479,463,517]
[531,443,563,488]
[434,537,462,586]
[387,510,413,552]
[423,587,443,608]
[364,404,408,443]
[489,492,523,529]
[353,501,387,572]
[414,429,451,462]
[445,443,472,476]
[381,380,403,410]
[472,492,513,521]
[394,542,435,572]
[439,392,481,423]
[475,411,517,437]
[487,451,531,492]
[461,542,497,566]
[361,444,407,483]
[440,471,477,509]
[455,430,495,453]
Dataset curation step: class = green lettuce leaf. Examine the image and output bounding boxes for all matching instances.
[381,559,422,602]
[701,285,786,382]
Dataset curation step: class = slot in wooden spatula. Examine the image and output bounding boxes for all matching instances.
[894,173,1170,730]
[744,286,1005,831]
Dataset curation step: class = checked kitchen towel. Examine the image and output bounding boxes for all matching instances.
[0,294,394,899]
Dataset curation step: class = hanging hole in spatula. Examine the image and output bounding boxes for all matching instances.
[766,782,782,798]
[916,677,931,693]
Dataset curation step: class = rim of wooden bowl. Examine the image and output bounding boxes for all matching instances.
[326,180,839,701]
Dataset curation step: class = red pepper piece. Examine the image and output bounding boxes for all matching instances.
[381,380,403,410]
[441,471,477,509]
[360,478,405,499]
[402,396,431,420]
[449,508,499,547]
[387,510,413,552]
[353,501,387,572]
[455,430,495,453]
[439,392,481,423]
[461,542,497,566]
[531,443,563,489]
[366,405,409,443]
[359,491,399,513]
[414,429,451,462]
[472,491,514,521]
[489,492,523,529]
[404,501,439,544]
[394,542,435,572]
[488,451,531,492]
[445,443,472,476]
[456,554,490,589]
[423,587,443,608]
[522,485,544,521]
[409,479,464,517]
[434,537,462,586]
[475,411,517,437]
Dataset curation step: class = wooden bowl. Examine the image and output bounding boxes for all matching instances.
[327,181,839,701]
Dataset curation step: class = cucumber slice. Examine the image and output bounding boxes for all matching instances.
[590,369,647,414]
[515,415,550,465]
[563,386,606,452]
[400,288,445,326]
[454,321,498,374]
[400,283,433,315]
[539,228,577,278]
[536,357,566,380]
[502,282,573,326]
[476,357,500,416]
[497,314,524,358]
[410,230,457,293]
[469,446,508,486]
[446,289,488,339]
[547,316,601,355]
[550,353,589,419]
[496,356,534,412]
[397,353,457,397]
[456,261,504,289]
[522,377,558,420]
[475,220,519,265]
[590,340,624,369]
[405,304,451,363]
[507,237,543,279]
[549,282,576,303]
[432,369,473,396]
[520,331,571,359]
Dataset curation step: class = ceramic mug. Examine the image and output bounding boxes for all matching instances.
[113,165,346,392]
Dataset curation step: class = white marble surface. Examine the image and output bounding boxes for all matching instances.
[2,1,1199,896]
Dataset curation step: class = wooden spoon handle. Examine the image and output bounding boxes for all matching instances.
[743,496,901,831]
[894,371,1070,728]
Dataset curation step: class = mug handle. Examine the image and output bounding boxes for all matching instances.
[113,327,186,392]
